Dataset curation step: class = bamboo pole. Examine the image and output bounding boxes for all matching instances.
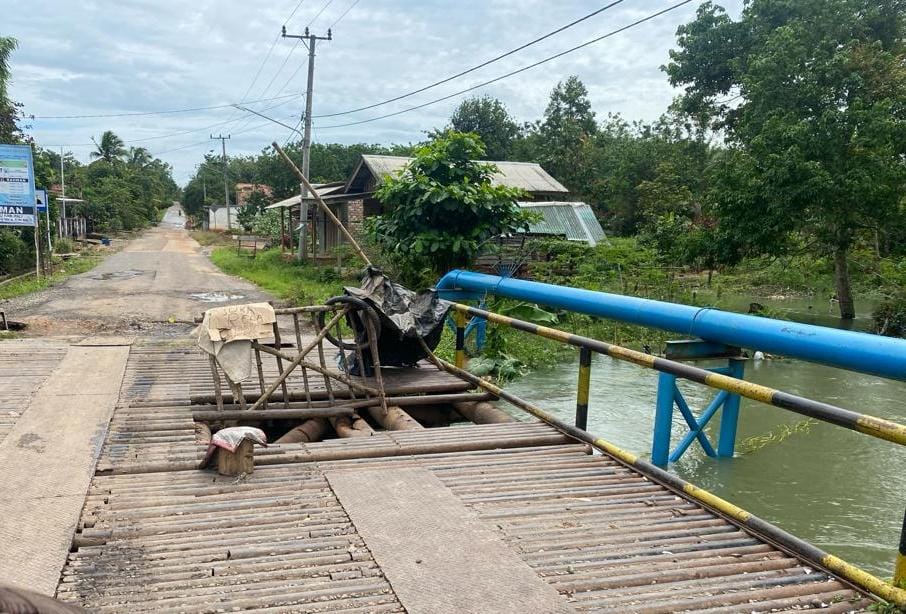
[246,308,348,411]
[271,142,371,265]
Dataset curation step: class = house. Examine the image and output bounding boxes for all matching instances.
[235,183,273,206]
[277,154,605,258]
[205,206,232,231]
[341,155,570,227]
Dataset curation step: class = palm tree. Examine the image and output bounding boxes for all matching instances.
[0,37,19,142]
[90,131,126,163]
[127,146,152,168]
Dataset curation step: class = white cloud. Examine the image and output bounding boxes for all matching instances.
[7,0,744,183]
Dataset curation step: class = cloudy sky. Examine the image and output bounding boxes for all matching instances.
[7,0,743,184]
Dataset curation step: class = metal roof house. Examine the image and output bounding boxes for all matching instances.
[293,154,600,258]
[345,155,569,200]
[521,201,607,246]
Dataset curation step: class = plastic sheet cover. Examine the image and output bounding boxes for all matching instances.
[344,266,450,367]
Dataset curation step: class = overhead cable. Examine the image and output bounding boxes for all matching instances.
[32,91,304,120]
[315,0,693,129]
[313,0,625,119]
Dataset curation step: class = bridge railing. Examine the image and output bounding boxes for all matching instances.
[428,302,906,606]
[434,271,906,602]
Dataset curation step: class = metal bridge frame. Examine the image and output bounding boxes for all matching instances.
[425,301,906,606]
[437,272,906,595]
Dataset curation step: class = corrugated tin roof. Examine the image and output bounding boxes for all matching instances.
[264,183,346,209]
[357,155,568,194]
[519,201,607,246]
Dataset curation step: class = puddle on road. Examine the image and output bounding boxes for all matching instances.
[91,269,144,281]
[189,292,245,303]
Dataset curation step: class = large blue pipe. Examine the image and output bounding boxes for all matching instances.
[436,270,906,381]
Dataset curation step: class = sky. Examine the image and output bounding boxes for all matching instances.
[6,0,744,184]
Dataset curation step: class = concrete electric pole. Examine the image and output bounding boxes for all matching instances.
[210,134,232,230]
[281,25,331,260]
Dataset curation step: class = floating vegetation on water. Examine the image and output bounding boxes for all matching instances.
[737,418,819,454]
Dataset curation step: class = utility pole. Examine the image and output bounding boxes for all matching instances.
[210,134,232,230]
[59,146,65,239]
[282,25,331,260]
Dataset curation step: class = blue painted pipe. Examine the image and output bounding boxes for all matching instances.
[436,270,906,381]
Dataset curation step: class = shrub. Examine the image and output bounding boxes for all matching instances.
[873,293,906,338]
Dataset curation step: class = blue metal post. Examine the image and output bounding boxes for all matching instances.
[717,358,746,458]
[652,371,676,466]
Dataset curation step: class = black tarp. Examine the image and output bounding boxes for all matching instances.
[338,266,450,371]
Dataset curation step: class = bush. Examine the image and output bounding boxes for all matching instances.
[873,293,906,338]
[0,229,33,275]
[54,238,76,254]
[251,209,282,242]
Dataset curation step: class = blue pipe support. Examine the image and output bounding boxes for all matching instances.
[436,270,906,381]
[718,359,745,457]
[652,372,676,466]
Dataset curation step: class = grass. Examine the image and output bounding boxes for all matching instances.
[209,247,355,304]
[191,230,235,247]
[0,254,103,301]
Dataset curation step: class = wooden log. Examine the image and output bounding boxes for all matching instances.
[194,407,354,421]
[453,401,515,424]
[367,405,424,431]
[330,414,375,438]
[275,418,330,444]
[216,440,254,476]
[194,422,212,444]
[190,390,492,407]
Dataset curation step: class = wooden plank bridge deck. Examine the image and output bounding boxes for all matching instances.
[50,341,873,612]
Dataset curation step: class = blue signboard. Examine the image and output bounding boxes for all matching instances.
[35,188,48,213]
[0,144,37,226]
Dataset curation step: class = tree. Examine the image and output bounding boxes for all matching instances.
[535,76,598,192]
[90,131,126,163]
[237,189,270,232]
[666,0,906,318]
[444,96,520,160]
[127,146,152,169]
[0,36,21,143]
[367,131,529,286]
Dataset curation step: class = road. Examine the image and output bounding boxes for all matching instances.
[2,206,270,336]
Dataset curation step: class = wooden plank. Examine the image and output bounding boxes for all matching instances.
[326,467,574,614]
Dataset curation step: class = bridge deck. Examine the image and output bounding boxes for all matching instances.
[56,343,873,612]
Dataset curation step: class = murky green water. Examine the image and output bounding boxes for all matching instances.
[497,301,905,578]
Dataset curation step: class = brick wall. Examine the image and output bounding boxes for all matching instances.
[347,199,364,238]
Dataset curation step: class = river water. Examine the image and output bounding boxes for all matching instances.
[498,298,905,577]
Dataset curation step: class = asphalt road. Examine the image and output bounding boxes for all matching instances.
[3,206,270,336]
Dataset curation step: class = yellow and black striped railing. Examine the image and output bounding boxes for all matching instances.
[452,303,906,447]
[444,302,906,605]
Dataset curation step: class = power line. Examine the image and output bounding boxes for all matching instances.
[315,0,693,130]
[328,0,361,29]
[307,0,335,28]
[313,0,625,119]
[219,1,309,147]
[150,115,290,156]
[252,0,335,104]
[284,0,308,25]
[31,91,304,120]
[41,98,298,150]
[127,97,299,145]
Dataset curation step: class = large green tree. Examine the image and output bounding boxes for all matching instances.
[666,0,906,318]
[0,36,20,143]
[90,130,127,164]
[368,131,529,286]
[535,76,598,192]
[444,95,520,160]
